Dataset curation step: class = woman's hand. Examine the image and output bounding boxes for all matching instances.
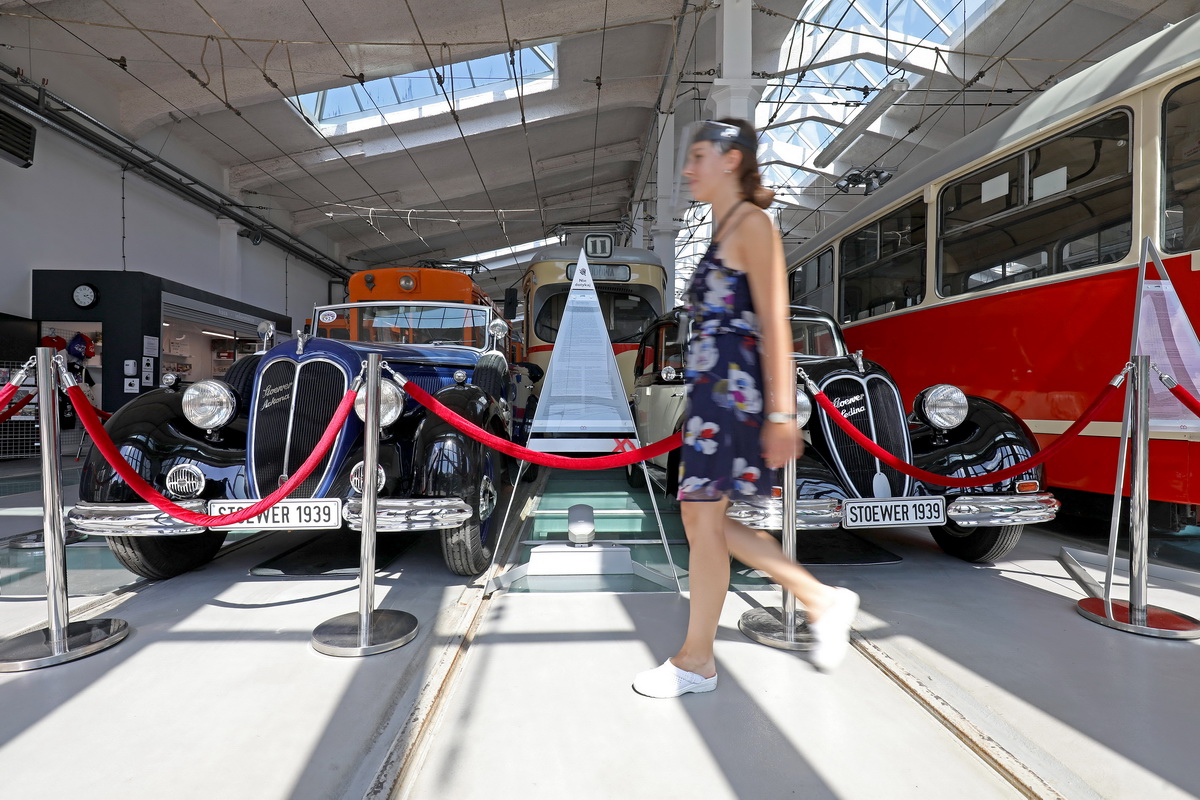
[761,421,804,469]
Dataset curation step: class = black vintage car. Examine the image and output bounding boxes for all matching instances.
[69,298,519,579]
[629,305,1060,562]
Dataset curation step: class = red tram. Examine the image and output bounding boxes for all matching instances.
[788,15,1200,528]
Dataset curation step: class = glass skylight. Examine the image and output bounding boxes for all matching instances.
[291,44,556,133]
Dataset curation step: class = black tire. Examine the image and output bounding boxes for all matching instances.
[107,531,228,580]
[441,448,499,576]
[929,520,1022,562]
[664,446,681,498]
[626,461,644,489]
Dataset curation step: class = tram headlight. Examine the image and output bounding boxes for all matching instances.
[182,380,238,430]
[915,384,968,430]
[795,390,813,427]
[398,274,416,291]
[354,379,404,427]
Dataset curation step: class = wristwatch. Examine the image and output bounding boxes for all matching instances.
[765,411,797,424]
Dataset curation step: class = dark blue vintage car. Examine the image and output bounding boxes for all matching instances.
[69,297,519,578]
[629,305,1060,562]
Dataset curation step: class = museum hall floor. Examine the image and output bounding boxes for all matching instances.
[0,459,1198,799]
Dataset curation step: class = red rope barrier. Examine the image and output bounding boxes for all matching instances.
[400,379,682,469]
[0,390,35,424]
[68,385,357,527]
[813,381,1122,488]
[0,383,17,409]
[1168,383,1200,419]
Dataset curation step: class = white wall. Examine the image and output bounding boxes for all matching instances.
[0,63,343,324]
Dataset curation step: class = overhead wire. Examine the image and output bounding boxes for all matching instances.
[499,0,548,237]
[587,0,611,222]
[401,0,520,261]
[193,0,434,255]
[14,0,379,268]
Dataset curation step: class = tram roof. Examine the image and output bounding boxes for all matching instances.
[527,245,665,268]
[794,12,1200,263]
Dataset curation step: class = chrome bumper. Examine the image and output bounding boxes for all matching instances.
[726,492,1060,531]
[947,493,1060,526]
[726,499,843,531]
[343,497,472,532]
[67,500,208,537]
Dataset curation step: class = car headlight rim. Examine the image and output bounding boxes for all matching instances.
[353,379,404,427]
[795,390,813,427]
[182,380,238,430]
[920,384,968,430]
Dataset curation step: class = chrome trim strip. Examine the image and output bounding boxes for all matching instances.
[818,372,913,498]
[67,501,208,536]
[342,497,472,532]
[947,493,1060,526]
[726,499,843,531]
[248,356,349,498]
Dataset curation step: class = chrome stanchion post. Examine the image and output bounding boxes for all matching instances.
[738,421,812,650]
[312,353,418,657]
[0,349,130,671]
[1074,355,1200,638]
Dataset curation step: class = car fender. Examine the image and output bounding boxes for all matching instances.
[910,396,1043,496]
[412,384,494,497]
[78,389,250,504]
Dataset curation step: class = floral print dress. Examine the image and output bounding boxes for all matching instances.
[678,241,777,503]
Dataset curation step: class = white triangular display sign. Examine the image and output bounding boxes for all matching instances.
[526,250,639,453]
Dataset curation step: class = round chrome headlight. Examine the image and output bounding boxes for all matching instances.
[795,390,813,427]
[918,384,968,430]
[453,370,468,385]
[354,379,404,427]
[399,274,416,291]
[182,380,237,430]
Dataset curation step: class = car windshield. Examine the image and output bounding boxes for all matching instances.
[790,316,844,358]
[314,303,492,347]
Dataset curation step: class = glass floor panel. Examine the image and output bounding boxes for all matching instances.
[505,468,775,594]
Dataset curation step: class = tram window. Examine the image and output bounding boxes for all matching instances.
[1163,78,1200,253]
[660,324,683,370]
[791,248,835,314]
[839,199,926,321]
[533,288,657,344]
[941,155,1022,234]
[939,110,1132,296]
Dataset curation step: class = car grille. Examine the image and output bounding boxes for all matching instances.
[250,358,348,498]
[816,373,913,499]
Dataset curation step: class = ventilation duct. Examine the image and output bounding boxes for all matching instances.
[0,107,35,168]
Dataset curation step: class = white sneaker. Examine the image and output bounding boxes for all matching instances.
[632,660,718,698]
[808,588,860,672]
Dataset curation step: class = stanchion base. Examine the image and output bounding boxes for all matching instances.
[0,618,129,672]
[311,610,419,657]
[738,607,813,651]
[8,530,88,549]
[1076,598,1200,639]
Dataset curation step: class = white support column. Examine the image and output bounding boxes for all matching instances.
[651,112,678,304]
[705,0,766,121]
[217,217,243,299]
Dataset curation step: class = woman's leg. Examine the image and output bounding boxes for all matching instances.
[722,518,836,620]
[670,499,732,678]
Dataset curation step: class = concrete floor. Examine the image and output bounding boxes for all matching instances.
[1,455,1198,799]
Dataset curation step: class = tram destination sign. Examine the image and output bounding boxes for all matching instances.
[842,496,945,528]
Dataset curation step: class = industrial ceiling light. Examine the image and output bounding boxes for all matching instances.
[813,78,909,169]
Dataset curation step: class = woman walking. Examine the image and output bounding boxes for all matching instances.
[633,118,860,698]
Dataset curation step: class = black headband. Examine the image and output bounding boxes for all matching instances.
[690,120,757,152]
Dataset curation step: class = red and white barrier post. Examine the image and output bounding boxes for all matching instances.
[0,349,129,671]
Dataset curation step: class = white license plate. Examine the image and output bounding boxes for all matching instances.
[843,497,945,529]
[207,498,342,531]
